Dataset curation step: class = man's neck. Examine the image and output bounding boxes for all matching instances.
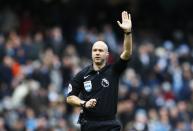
[93,62,106,71]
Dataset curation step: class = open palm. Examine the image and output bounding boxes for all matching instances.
[117,11,132,33]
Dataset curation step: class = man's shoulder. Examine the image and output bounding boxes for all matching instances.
[75,65,91,77]
[81,65,92,73]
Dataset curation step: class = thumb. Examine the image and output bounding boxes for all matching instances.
[117,21,121,26]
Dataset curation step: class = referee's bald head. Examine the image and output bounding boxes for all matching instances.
[92,41,109,52]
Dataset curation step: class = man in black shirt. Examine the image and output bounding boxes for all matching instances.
[66,11,132,131]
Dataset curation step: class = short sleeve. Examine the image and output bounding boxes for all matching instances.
[67,71,84,96]
[112,57,131,75]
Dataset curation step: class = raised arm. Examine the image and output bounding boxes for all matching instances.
[117,11,132,60]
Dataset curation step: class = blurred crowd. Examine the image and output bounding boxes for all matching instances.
[1,3,193,131]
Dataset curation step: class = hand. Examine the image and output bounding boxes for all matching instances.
[85,99,97,108]
[117,11,132,33]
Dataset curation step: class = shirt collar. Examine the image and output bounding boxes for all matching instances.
[88,63,110,73]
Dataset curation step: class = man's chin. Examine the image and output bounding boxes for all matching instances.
[94,60,103,65]
[93,59,106,66]
[95,62,102,65]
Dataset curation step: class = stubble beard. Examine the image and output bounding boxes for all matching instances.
[94,59,105,66]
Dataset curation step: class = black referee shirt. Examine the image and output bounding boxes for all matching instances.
[67,58,130,120]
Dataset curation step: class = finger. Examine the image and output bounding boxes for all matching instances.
[91,99,97,102]
[128,13,131,20]
[91,102,95,106]
[124,11,129,20]
[90,100,96,107]
[122,11,127,20]
[92,102,96,107]
[117,21,121,26]
[89,99,93,102]
[89,102,93,108]
[92,101,96,105]
[90,100,96,104]
[122,11,125,22]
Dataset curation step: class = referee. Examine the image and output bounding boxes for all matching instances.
[66,11,132,131]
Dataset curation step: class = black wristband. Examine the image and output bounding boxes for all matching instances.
[125,32,132,35]
[80,101,87,108]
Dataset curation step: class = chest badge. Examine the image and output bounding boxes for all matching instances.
[67,84,72,93]
[83,81,92,92]
[101,78,109,87]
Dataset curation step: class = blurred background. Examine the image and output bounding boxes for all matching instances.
[0,0,193,130]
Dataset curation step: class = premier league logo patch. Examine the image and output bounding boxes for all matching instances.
[83,81,92,92]
[101,78,109,87]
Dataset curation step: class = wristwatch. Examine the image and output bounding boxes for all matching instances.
[80,101,87,108]
[125,32,132,35]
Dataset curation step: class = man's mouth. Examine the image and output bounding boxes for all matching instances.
[95,57,101,59]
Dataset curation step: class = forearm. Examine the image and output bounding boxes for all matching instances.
[66,95,85,107]
[120,32,132,60]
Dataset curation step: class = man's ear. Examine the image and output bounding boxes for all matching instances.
[106,52,109,57]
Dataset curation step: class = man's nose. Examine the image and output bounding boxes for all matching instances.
[96,51,100,55]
